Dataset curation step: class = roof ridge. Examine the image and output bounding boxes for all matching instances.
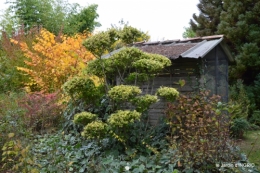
[133,35,224,46]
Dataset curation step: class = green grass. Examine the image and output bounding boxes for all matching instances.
[237,130,260,170]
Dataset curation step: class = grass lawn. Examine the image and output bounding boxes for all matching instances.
[236,130,260,170]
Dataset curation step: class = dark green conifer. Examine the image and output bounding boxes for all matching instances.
[190,0,223,36]
[218,0,260,84]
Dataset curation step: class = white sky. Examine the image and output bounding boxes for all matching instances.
[0,0,199,41]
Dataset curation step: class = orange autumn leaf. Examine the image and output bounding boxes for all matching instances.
[12,29,95,92]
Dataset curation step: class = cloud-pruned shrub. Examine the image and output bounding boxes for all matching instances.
[108,85,141,102]
[156,86,179,102]
[108,110,141,128]
[81,120,107,139]
[73,112,97,126]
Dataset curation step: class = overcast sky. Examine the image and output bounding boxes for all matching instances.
[0,0,199,41]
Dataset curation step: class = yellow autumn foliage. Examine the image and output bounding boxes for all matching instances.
[11,29,95,92]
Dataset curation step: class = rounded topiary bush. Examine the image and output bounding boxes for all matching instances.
[156,86,179,102]
[62,76,102,104]
[73,112,97,126]
[62,76,96,97]
[131,95,158,112]
[81,120,107,139]
[108,85,141,102]
[108,110,141,128]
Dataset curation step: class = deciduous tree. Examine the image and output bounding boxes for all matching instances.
[6,0,100,35]
[63,4,101,35]
[0,7,20,38]
[8,0,53,30]
[0,26,39,93]
[11,28,95,92]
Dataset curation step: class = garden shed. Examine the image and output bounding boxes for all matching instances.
[103,35,235,125]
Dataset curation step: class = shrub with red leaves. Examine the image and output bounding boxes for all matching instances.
[19,92,64,132]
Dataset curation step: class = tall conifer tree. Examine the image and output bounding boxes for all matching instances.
[190,0,223,36]
[218,0,260,113]
[218,0,260,84]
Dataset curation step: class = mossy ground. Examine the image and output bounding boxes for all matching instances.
[236,130,260,170]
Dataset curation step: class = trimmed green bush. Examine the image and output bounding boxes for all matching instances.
[131,95,158,112]
[81,120,107,139]
[108,110,141,128]
[73,112,97,126]
[156,86,179,102]
[108,85,141,102]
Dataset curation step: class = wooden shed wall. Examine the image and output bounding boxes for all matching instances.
[145,46,230,125]
[140,58,201,125]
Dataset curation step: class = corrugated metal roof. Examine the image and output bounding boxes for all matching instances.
[101,47,125,59]
[180,37,223,58]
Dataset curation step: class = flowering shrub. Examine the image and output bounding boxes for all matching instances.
[108,85,141,102]
[156,87,179,102]
[73,112,97,126]
[131,95,158,112]
[81,120,107,139]
[108,110,141,128]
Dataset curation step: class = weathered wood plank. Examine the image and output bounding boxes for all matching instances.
[148,109,165,113]
[149,114,165,120]
[141,86,194,93]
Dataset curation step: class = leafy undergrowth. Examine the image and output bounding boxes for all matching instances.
[1,90,260,173]
[236,130,260,170]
